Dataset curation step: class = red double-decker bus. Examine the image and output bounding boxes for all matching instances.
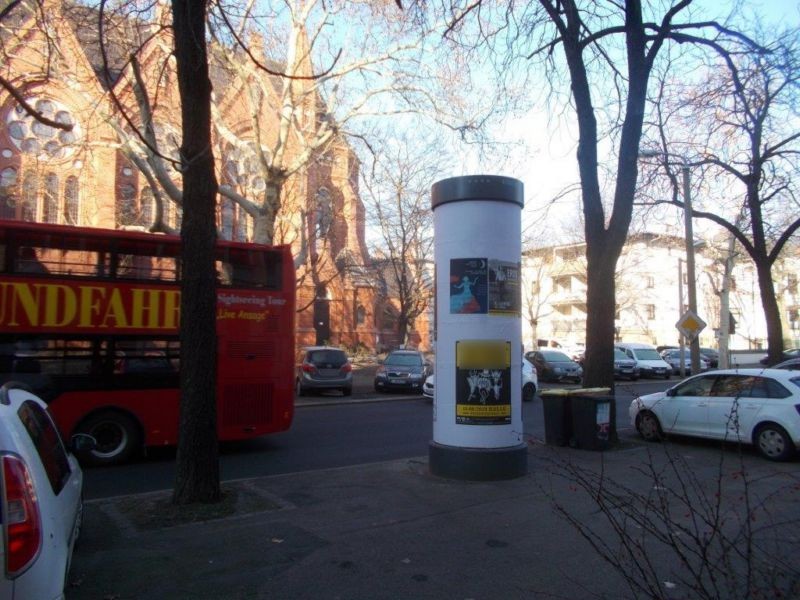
[0,219,295,465]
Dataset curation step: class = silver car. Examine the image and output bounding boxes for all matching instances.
[0,382,90,600]
[296,347,353,396]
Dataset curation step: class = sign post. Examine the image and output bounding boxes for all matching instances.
[429,175,526,480]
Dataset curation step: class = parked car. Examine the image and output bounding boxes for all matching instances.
[616,342,671,379]
[422,374,435,400]
[0,382,92,599]
[420,357,539,402]
[613,348,640,380]
[525,350,582,383]
[660,348,710,376]
[629,368,800,461]
[699,347,720,368]
[374,350,432,393]
[296,346,353,396]
[773,358,800,371]
[759,348,800,366]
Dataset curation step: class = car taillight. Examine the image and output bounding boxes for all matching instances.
[341,363,352,373]
[2,454,42,577]
[302,364,317,373]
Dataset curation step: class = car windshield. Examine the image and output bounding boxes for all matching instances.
[541,351,571,362]
[613,350,630,360]
[385,353,422,367]
[635,349,662,360]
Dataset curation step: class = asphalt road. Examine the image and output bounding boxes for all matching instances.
[82,378,671,500]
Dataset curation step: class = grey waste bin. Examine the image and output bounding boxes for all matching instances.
[570,392,616,451]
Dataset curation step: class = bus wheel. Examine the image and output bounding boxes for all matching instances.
[77,411,141,466]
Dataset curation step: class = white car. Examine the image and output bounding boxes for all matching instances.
[0,382,90,599]
[421,358,539,402]
[629,369,800,461]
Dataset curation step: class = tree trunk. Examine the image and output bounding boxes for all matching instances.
[756,260,785,364]
[171,0,221,505]
[582,248,617,390]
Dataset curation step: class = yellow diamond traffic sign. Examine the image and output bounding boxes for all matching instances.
[676,310,707,342]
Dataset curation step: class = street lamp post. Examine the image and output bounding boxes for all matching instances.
[640,151,702,374]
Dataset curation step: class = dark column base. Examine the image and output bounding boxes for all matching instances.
[428,441,528,481]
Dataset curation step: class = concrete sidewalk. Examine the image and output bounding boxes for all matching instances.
[67,438,800,600]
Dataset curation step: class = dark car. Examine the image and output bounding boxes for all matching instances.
[660,348,709,375]
[374,350,431,393]
[296,346,352,396]
[524,350,583,383]
[613,349,640,381]
[699,347,719,368]
[760,348,800,366]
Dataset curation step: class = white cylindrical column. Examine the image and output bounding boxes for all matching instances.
[428,175,527,480]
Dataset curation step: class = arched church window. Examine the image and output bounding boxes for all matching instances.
[236,208,249,242]
[220,197,235,240]
[117,183,137,227]
[140,186,154,227]
[22,171,37,221]
[64,176,79,224]
[315,188,333,236]
[43,173,58,223]
[0,167,17,219]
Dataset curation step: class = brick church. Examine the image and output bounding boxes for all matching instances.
[0,0,425,354]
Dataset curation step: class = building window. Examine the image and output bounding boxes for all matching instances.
[22,171,37,221]
[788,274,798,294]
[236,208,248,242]
[646,276,654,288]
[140,187,154,227]
[64,176,79,224]
[117,183,137,226]
[43,173,58,223]
[315,188,332,237]
[220,197,234,240]
[356,305,366,326]
[0,167,17,218]
[646,304,655,320]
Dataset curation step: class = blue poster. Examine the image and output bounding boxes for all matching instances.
[450,258,488,314]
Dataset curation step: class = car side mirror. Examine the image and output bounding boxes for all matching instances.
[666,388,676,397]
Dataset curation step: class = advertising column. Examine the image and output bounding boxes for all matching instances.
[429,175,526,480]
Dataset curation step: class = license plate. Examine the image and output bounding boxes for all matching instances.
[390,378,405,384]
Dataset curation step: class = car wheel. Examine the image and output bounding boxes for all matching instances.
[522,382,536,402]
[631,375,639,381]
[342,386,352,396]
[296,379,306,397]
[636,411,663,442]
[663,372,671,380]
[754,423,795,461]
[76,411,141,466]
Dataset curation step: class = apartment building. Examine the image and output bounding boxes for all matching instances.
[522,233,800,351]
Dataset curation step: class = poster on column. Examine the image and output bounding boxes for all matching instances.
[455,340,511,425]
[449,258,488,314]
[488,259,520,316]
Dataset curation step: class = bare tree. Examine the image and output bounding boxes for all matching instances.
[544,445,800,599]
[642,29,800,365]
[443,1,759,387]
[361,134,445,348]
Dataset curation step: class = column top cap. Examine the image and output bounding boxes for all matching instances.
[431,175,524,210]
